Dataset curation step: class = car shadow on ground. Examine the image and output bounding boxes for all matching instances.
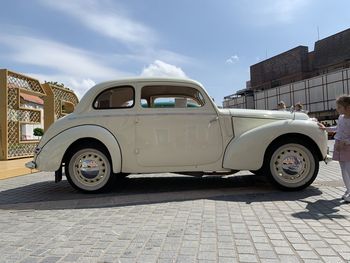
[0,173,269,205]
[0,173,346,220]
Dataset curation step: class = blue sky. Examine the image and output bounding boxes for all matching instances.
[0,0,349,104]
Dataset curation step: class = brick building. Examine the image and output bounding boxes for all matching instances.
[312,28,350,74]
[250,46,310,90]
[250,28,350,91]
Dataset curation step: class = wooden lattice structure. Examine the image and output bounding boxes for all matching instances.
[42,83,79,131]
[0,69,46,160]
[0,69,79,160]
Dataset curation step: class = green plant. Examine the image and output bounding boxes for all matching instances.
[44,81,71,91]
[33,128,44,136]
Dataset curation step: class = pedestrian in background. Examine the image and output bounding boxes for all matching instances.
[294,102,309,114]
[320,95,350,202]
[277,101,286,111]
[294,102,304,112]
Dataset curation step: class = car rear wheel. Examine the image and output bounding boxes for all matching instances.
[65,146,114,193]
[264,141,319,191]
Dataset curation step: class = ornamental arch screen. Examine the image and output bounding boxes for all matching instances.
[42,83,79,131]
[0,69,47,160]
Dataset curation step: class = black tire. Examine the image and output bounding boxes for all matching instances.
[65,144,115,193]
[114,173,130,178]
[249,167,264,176]
[262,139,319,191]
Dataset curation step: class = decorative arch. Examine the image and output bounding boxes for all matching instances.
[0,69,46,159]
[0,69,79,160]
[42,83,79,131]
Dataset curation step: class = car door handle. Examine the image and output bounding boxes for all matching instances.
[209,116,219,123]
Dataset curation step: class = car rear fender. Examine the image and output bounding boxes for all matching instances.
[35,125,122,173]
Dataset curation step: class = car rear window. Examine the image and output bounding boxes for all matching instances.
[141,85,205,108]
[93,86,134,109]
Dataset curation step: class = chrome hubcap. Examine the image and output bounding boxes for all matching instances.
[71,149,110,188]
[281,155,303,176]
[271,145,312,184]
[80,159,100,179]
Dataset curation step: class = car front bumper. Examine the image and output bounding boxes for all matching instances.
[25,161,37,169]
[324,154,332,164]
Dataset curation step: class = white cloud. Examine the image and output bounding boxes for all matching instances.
[154,50,193,65]
[226,55,239,64]
[66,78,97,98]
[38,0,194,66]
[141,60,188,78]
[29,60,189,98]
[0,34,131,80]
[28,60,189,98]
[0,31,193,98]
[110,49,193,68]
[261,0,308,23]
[39,0,156,47]
[236,0,312,25]
[0,33,135,98]
[27,73,96,98]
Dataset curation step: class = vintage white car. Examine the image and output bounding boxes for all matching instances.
[26,78,329,192]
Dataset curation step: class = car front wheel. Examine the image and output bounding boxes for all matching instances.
[65,147,114,193]
[265,141,319,191]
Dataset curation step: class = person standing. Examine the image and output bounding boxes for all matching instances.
[321,95,350,202]
[277,101,286,111]
[294,102,304,112]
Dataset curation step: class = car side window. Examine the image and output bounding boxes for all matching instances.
[141,85,205,108]
[93,86,134,109]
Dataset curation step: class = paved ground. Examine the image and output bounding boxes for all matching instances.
[1,156,350,263]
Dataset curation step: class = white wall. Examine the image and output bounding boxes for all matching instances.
[224,68,350,113]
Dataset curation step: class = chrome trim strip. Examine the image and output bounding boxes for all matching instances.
[231,115,292,120]
[69,112,218,119]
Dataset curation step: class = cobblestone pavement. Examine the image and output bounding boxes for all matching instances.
[1,160,350,262]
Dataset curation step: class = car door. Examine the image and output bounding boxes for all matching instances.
[135,83,223,168]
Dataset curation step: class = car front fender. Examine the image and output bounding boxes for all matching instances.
[223,119,327,170]
[35,125,122,173]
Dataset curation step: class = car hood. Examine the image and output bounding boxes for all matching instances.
[220,108,309,120]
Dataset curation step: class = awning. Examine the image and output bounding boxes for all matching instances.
[20,93,44,105]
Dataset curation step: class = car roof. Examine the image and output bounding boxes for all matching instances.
[74,77,206,113]
[95,77,202,87]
